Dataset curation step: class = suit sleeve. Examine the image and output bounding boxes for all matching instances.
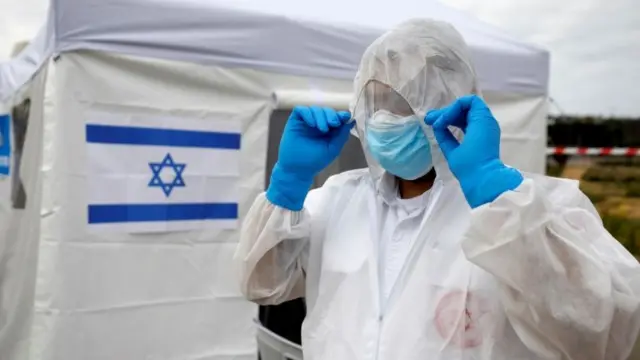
[462,178,640,360]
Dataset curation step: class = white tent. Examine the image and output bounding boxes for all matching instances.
[0,0,549,359]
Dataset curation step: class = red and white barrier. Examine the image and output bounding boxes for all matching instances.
[547,147,640,156]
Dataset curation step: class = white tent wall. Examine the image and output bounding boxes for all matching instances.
[0,66,49,360]
[484,92,548,174]
[27,51,278,359]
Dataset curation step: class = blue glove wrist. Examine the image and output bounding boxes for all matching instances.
[266,163,314,211]
[426,96,524,209]
[458,160,524,209]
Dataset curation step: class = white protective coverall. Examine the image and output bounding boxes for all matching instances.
[235,19,640,360]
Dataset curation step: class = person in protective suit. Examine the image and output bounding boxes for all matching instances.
[235,19,640,360]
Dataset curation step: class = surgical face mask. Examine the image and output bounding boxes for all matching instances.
[366,110,433,180]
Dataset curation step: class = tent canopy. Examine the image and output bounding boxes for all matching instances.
[0,3,550,358]
[0,0,549,103]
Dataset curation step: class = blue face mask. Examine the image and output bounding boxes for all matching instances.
[366,111,433,180]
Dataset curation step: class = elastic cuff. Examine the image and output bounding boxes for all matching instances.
[266,164,314,211]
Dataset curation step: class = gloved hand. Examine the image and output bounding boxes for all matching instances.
[267,106,353,211]
[425,95,523,208]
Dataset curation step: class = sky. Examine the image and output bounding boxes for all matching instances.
[443,0,640,117]
[0,0,638,117]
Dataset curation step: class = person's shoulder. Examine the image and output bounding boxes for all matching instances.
[525,172,579,191]
[523,172,596,213]
[306,169,370,200]
[304,168,372,213]
[322,168,371,189]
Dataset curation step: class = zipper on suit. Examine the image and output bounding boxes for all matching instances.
[375,312,383,360]
[374,197,385,360]
[373,181,444,360]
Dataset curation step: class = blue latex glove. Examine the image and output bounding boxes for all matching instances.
[267,106,353,211]
[425,95,523,208]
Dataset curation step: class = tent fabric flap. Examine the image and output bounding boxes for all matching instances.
[52,0,549,95]
[0,10,55,103]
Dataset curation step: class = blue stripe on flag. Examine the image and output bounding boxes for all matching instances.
[88,203,238,224]
[86,124,240,149]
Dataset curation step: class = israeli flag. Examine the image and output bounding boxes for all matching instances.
[0,114,10,176]
[86,111,239,233]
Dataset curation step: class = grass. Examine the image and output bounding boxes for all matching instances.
[559,164,640,257]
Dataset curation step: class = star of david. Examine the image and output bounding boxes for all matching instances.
[148,153,187,197]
